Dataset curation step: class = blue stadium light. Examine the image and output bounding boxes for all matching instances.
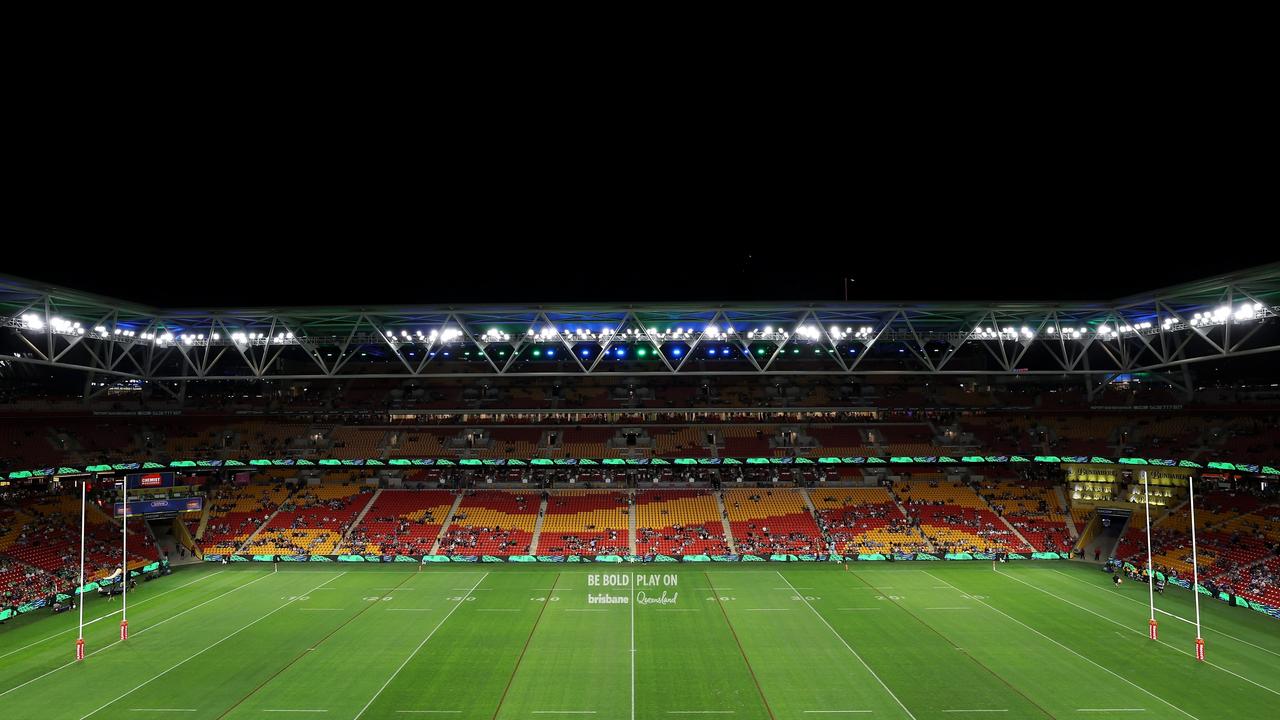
[672,348,682,357]
[546,349,555,357]
[615,348,626,357]
[581,349,590,357]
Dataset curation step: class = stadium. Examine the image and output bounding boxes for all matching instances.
[1,261,1278,720]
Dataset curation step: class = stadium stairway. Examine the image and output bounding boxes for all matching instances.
[715,491,736,552]
[195,501,211,540]
[235,489,294,554]
[1056,486,1079,540]
[798,488,830,552]
[339,488,382,550]
[799,487,820,515]
[972,490,1037,550]
[628,491,638,555]
[529,495,549,554]
[428,493,465,556]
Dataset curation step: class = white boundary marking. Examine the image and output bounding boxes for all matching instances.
[630,571,636,720]
[1047,568,1280,659]
[993,569,1280,698]
[0,569,228,661]
[353,573,489,720]
[77,573,347,719]
[921,571,1201,720]
[0,570,277,699]
[776,571,917,720]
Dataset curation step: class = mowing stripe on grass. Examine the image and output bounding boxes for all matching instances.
[353,572,490,720]
[922,570,1201,720]
[491,573,561,720]
[843,569,1054,719]
[777,571,917,720]
[0,569,227,662]
[706,572,776,720]
[77,572,348,720]
[215,571,418,718]
[1047,568,1280,659]
[0,570,277,700]
[992,568,1280,698]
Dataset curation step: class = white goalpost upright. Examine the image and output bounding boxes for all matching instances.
[76,478,87,661]
[1142,470,1157,640]
[1188,472,1204,661]
[120,477,128,641]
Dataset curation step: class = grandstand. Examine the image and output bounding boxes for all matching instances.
[0,265,1279,718]
[438,490,537,556]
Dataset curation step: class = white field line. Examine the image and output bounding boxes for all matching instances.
[0,570,278,699]
[1076,711,1146,713]
[0,569,229,661]
[630,571,635,720]
[776,571,917,720]
[1047,568,1280,659]
[994,569,1280,698]
[921,571,1201,720]
[353,573,489,720]
[78,573,347,720]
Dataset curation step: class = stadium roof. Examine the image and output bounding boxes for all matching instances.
[2,263,1278,387]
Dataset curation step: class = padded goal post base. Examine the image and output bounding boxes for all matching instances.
[120,620,128,641]
[76,638,84,661]
[1149,619,1158,640]
[1195,637,1205,661]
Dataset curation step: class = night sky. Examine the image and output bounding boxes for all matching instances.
[12,250,1275,309]
[8,72,1275,309]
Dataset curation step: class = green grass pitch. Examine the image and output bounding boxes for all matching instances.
[0,561,1276,719]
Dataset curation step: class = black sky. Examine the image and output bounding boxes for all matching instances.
[8,52,1274,309]
[15,250,1275,309]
